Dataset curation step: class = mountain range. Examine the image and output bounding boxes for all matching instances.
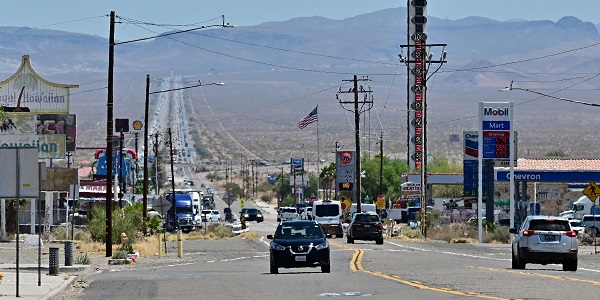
[1,7,599,164]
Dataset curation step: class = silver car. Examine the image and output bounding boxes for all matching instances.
[510,215,578,271]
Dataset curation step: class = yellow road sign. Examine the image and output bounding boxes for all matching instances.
[375,195,386,209]
[583,182,600,201]
[339,195,352,211]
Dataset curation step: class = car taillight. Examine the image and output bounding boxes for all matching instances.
[523,230,535,236]
[352,223,362,228]
[374,223,384,229]
[566,231,577,237]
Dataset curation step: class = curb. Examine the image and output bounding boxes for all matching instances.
[41,274,81,300]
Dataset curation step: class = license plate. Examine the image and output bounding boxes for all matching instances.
[364,224,371,228]
[295,256,307,262]
[543,235,556,242]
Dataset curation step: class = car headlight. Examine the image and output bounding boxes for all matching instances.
[257,214,262,217]
[314,241,329,250]
[244,214,249,217]
[271,242,286,251]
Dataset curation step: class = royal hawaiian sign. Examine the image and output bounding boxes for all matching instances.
[0,55,78,113]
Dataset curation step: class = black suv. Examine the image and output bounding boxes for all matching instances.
[267,220,331,274]
[240,208,264,222]
[347,212,384,244]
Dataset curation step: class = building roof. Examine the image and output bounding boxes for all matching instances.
[513,158,600,171]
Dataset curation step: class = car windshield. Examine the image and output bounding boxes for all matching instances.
[355,214,380,223]
[570,221,582,227]
[282,208,296,213]
[247,209,258,214]
[275,223,324,239]
[315,205,340,217]
[178,206,193,214]
[201,210,211,214]
[528,219,570,231]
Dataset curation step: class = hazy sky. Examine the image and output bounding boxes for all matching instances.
[3,1,599,40]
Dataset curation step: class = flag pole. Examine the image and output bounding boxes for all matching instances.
[316,105,320,199]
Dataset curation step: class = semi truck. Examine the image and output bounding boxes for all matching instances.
[560,196,600,220]
[165,193,197,233]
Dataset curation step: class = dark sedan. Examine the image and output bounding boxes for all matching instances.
[240,208,264,222]
[347,212,384,244]
[267,220,331,274]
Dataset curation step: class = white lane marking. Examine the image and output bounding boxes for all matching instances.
[386,241,600,273]
[386,240,509,261]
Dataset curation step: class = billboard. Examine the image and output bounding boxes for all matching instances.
[37,114,76,152]
[0,56,78,113]
[290,158,304,175]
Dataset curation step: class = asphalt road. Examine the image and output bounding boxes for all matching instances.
[59,206,600,300]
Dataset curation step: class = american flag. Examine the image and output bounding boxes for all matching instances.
[298,106,318,129]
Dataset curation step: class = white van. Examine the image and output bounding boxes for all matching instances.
[312,200,343,238]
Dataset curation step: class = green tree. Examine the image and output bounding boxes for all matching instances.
[319,162,336,200]
[360,154,409,205]
[273,173,290,204]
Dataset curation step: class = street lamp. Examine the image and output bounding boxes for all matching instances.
[106,11,231,257]
[501,81,600,107]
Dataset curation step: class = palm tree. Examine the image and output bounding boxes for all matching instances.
[319,162,336,200]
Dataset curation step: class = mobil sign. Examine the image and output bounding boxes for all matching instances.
[482,103,511,131]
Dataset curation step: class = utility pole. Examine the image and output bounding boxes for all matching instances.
[143,75,149,220]
[337,75,373,213]
[105,11,115,258]
[167,128,177,230]
[379,132,383,197]
[399,41,447,239]
[154,132,160,194]
[279,167,284,210]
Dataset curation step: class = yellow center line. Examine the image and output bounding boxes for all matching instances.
[329,241,511,300]
[476,266,600,286]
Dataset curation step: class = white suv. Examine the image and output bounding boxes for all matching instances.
[510,215,578,271]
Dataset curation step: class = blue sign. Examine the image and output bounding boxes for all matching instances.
[496,170,600,182]
[483,121,510,130]
[463,160,488,197]
[530,203,541,216]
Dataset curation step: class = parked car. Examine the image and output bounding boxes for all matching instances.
[267,220,331,274]
[581,214,600,236]
[346,212,384,244]
[200,209,221,222]
[569,219,585,236]
[240,208,264,222]
[209,210,221,222]
[510,215,578,271]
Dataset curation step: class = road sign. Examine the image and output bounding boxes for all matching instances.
[583,182,600,201]
[223,193,235,206]
[376,195,386,209]
[152,196,172,216]
[132,120,143,131]
[339,195,352,211]
[240,199,245,208]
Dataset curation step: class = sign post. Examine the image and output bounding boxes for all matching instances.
[478,102,514,243]
[583,182,599,253]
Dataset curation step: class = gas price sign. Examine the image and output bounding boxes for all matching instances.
[483,131,510,159]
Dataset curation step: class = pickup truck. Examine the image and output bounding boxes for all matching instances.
[277,207,299,222]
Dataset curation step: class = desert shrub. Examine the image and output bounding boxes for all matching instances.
[49,225,91,241]
[483,226,510,243]
[260,194,271,202]
[88,206,138,245]
[112,250,128,259]
[208,223,234,238]
[74,253,90,265]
